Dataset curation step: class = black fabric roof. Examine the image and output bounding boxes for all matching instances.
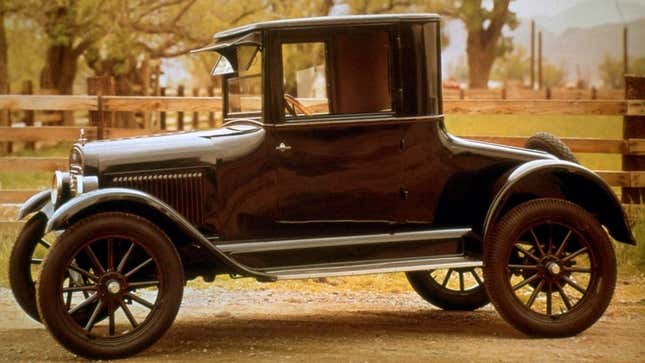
[214,13,440,40]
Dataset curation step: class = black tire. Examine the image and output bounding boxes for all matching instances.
[406,267,489,311]
[9,212,48,322]
[37,212,184,359]
[484,198,616,337]
[525,132,578,163]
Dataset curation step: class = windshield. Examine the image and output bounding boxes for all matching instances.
[217,44,262,118]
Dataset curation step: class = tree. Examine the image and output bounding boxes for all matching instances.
[599,54,624,89]
[30,0,111,94]
[0,0,24,95]
[542,62,566,88]
[446,0,518,89]
[599,54,645,89]
[491,46,529,84]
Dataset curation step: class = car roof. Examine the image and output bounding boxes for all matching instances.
[214,13,440,40]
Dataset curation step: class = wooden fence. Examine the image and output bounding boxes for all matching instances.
[442,87,625,100]
[0,94,644,205]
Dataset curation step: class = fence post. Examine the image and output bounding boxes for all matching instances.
[22,80,35,150]
[459,88,465,100]
[159,87,167,130]
[0,82,11,154]
[208,86,216,128]
[545,87,551,100]
[192,88,199,130]
[177,85,185,131]
[591,87,597,100]
[622,75,645,203]
[87,76,114,140]
[501,88,507,100]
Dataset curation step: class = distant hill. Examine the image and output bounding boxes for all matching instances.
[441,0,645,86]
[533,0,645,35]
[512,18,645,84]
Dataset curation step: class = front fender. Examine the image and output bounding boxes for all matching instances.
[483,159,636,245]
[45,188,276,281]
[17,189,54,220]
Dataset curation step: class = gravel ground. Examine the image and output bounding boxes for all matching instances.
[0,278,644,362]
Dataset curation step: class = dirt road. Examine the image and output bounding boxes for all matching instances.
[1,278,644,363]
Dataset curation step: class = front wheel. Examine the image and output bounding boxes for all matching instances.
[483,198,616,337]
[37,212,184,359]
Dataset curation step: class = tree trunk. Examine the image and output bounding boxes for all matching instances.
[40,44,78,94]
[0,11,7,95]
[40,44,78,125]
[466,33,496,89]
[0,10,9,153]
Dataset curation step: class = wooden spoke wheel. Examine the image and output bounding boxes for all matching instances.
[406,267,488,311]
[484,199,616,337]
[37,212,183,359]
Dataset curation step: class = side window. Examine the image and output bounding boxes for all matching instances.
[281,42,330,117]
[281,31,392,120]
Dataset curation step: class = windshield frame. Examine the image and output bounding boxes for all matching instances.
[200,31,264,121]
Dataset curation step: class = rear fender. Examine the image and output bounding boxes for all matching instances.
[483,159,636,245]
[45,188,276,281]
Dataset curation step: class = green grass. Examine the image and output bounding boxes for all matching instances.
[616,207,645,270]
[0,224,20,287]
[444,114,623,172]
[0,172,51,190]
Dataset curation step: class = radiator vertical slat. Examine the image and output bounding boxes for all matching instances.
[110,171,205,226]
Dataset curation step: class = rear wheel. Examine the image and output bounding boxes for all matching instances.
[484,198,616,337]
[406,267,488,311]
[37,212,184,359]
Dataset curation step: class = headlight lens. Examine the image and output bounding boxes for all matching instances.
[51,171,71,206]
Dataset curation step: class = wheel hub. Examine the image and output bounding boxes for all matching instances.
[546,262,561,276]
[106,280,121,295]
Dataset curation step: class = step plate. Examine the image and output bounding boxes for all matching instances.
[263,255,483,280]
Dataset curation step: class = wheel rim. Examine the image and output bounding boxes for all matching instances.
[429,267,484,293]
[58,236,163,338]
[505,221,596,317]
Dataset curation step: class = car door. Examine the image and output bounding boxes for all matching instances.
[270,30,404,238]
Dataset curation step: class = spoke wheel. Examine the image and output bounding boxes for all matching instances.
[37,212,183,359]
[406,267,488,311]
[484,199,616,337]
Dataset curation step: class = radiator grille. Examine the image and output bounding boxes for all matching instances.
[112,171,205,225]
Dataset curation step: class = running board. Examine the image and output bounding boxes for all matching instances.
[216,227,471,254]
[259,255,483,280]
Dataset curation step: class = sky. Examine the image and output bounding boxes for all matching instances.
[510,0,587,17]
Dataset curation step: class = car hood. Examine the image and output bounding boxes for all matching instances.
[78,123,265,175]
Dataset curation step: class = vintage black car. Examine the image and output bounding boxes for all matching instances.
[9,14,635,359]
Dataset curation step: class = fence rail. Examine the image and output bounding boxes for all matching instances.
[1,94,644,205]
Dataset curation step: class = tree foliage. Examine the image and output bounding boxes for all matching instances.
[491,46,529,83]
[599,54,645,89]
[542,62,566,88]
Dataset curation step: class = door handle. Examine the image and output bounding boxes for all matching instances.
[275,142,292,152]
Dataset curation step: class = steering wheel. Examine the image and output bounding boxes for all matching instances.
[284,94,313,116]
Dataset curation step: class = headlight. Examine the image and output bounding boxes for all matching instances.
[73,175,99,196]
[51,171,71,206]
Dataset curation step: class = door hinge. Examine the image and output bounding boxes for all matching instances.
[400,187,409,200]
